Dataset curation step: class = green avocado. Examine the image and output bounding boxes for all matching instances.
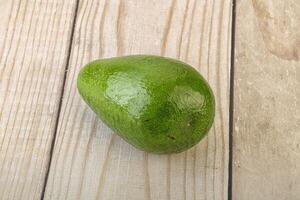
[77,55,215,154]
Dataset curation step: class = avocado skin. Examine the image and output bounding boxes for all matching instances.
[77,55,215,154]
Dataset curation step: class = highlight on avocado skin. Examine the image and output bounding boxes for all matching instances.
[77,55,215,154]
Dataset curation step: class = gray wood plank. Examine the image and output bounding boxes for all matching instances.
[233,0,300,199]
[45,0,232,199]
[0,0,78,199]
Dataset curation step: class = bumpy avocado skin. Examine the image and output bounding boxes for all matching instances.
[77,55,215,154]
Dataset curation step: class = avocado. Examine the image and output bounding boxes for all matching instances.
[77,55,215,154]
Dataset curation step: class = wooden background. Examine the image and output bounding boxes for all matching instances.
[0,0,299,199]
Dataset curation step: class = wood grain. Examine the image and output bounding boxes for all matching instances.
[0,0,77,199]
[233,0,300,199]
[44,0,232,199]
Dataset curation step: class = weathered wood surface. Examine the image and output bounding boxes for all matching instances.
[0,0,77,199]
[43,0,232,199]
[233,0,300,199]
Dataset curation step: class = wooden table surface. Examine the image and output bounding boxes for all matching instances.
[0,0,299,199]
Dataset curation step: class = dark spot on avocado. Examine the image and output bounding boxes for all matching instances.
[185,92,191,96]
[167,135,176,140]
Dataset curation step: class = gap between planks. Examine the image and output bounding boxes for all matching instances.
[40,0,81,199]
[228,0,237,200]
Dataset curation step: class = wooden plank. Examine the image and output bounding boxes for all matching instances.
[233,0,300,199]
[0,0,77,199]
[44,0,232,199]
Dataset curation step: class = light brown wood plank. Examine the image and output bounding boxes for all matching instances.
[0,0,78,199]
[45,0,232,199]
[233,0,300,199]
